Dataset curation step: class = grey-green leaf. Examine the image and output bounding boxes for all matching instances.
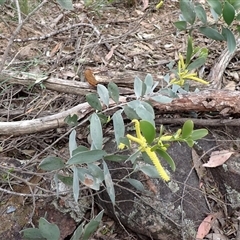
[112,110,125,146]
[174,21,187,31]
[139,164,160,178]
[103,161,115,205]
[127,178,145,192]
[108,82,119,103]
[199,27,225,41]
[39,217,60,240]
[187,56,207,71]
[39,156,65,171]
[86,93,102,111]
[97,84,109,107]
[20,228,44,240]
[151,95,173,104]
[207,0,222,15]
[82,210,104,240]
[222,27,236,53]
[90,113,103,150]
[134,76,143,99]
[67,150,106,164]
[195,4,207,24]
[180,0,196,24]
[69,130,77,157]
[70,223,84,240]
[73,166,79,202]
[57,0,73,10]
[144,74,153,95]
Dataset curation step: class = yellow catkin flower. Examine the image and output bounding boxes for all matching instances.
[118,143,126,150]
[145,147,170,182]
[126,119,170,182]
[156,0,164,9]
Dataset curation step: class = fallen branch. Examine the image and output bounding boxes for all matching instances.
[0,90,239,136]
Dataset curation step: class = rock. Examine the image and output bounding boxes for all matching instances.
[98,131,239,240]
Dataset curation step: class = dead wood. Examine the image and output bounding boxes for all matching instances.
[0,90,239,136]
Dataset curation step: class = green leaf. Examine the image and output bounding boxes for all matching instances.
[69,130,77,157]
[207,0,222,15]
[195,4,207,24]
[82,210,104,240]
[127,149,141,164]
[73,166,79,202]
[222,27,236,53]
[104,154,129,162]
[237,13,240,20]
[223,1,235,25]
[134,76,143,98]
[186,36,193,65]
[0,0,7,5]
[180,0,196,24]
[185,138,194,147]
[90,113,103,150]
[64,114,78,127]
[21,228,44,240]
[39,156,65,171]
[127,178,145,192]
[187,56,207,71]
[72,145,89,156]
[181,120,194,139]
[191,129,208,140]
[57,174,73,186]
[174,21,187,31]
[144,74,153,95]
[86,93,102,111]
[108,82,119,103]
[123,105,140,120]
[67,150,106,164]
[140,120,156,144]
[139,164,160,178]
[112,110,125,146]
[151,95,173,104]
[103,161,115,205]
[56,0,73,10]
[70,222,84,240]
[39,217,60,240]
[199,27,225,41]
[97,84,109,107]
[155,149,176,171]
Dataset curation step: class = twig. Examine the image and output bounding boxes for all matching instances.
[14,0,22,24]
[0,0,48,73]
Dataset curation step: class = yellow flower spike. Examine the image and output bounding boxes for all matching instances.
[118,142,126,150]
[126,119,170,182]
[187,76,209,84]
[156,0,164,9]
[159,135,173,141]
[145,147,170,182]
[179,54,186,70]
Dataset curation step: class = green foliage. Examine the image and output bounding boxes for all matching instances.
[175,0,240,52]
[21,211,104,240]
[56,0,73,10]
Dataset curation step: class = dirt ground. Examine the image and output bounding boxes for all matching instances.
[0,0,240,239]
